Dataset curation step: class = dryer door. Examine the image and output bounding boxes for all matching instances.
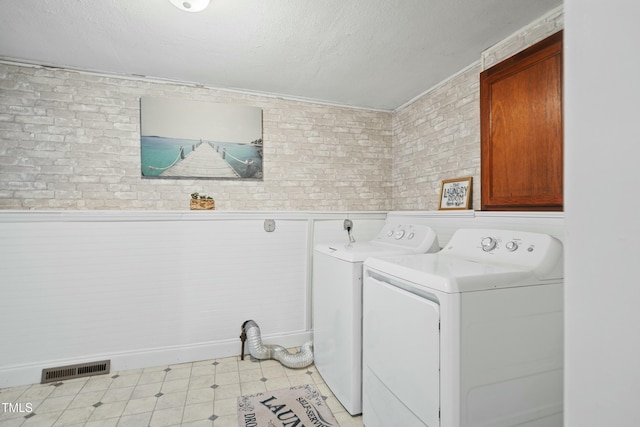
[363,276,440,427]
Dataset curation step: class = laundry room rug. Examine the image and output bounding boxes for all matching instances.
[237,383,338,427]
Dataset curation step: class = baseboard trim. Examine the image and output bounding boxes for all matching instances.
[0,330,312,389]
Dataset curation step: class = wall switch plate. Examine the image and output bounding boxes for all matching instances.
[264,219,276,232]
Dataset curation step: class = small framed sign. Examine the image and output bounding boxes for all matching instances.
[439,177,472,210]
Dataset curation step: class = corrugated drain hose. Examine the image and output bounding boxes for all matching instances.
[240,320,314,369]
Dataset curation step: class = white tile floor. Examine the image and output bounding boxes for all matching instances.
[0,355,364,427]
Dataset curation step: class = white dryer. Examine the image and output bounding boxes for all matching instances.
[312,220,439,415]
[362,228,564,427]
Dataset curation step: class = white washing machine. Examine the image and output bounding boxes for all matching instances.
[362,228,564,427]
[312,220,439,415]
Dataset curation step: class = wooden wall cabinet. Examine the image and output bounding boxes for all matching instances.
[480,31,563,211]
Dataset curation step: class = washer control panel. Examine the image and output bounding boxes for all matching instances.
[442,228,564,279]
[374,223,439,252]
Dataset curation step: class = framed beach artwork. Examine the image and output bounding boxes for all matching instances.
[438,177,472,210]
[140,97,263,180]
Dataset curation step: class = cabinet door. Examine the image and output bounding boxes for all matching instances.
[480,31,563,211]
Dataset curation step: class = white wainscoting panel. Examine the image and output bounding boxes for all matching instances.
[0,210,562,388]
[0,211,385,388]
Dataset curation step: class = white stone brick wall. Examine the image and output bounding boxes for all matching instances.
[0,64,392,211]
[392,64,481,210]
[0,6,562,212]
[391,6,563,211]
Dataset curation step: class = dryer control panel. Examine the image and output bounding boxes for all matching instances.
[442,228,564,280]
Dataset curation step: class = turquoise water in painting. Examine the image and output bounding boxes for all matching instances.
[215,141,263,178]
[141,136,262,178]
[140,137,195,176]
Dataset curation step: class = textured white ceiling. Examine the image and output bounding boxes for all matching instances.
[0,0,561,110]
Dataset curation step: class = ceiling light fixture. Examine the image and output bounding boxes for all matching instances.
[169,0,210,13]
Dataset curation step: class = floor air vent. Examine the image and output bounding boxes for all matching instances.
[41,360,111,383]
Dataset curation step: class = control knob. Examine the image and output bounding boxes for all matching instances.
[506,241,519,252]
[394,230,406,240]
[481,237,497,252]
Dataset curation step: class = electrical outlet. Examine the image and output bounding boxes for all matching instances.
[264,219,276,232]
[343,219,353,230]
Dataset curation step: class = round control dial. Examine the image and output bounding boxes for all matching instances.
[506,241,519,252]
[394,230,406,240]
[481,237,497,252]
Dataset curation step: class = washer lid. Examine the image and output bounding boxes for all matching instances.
[315,242,421,263]
[365,253,540,293]
[314,223,439,263]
